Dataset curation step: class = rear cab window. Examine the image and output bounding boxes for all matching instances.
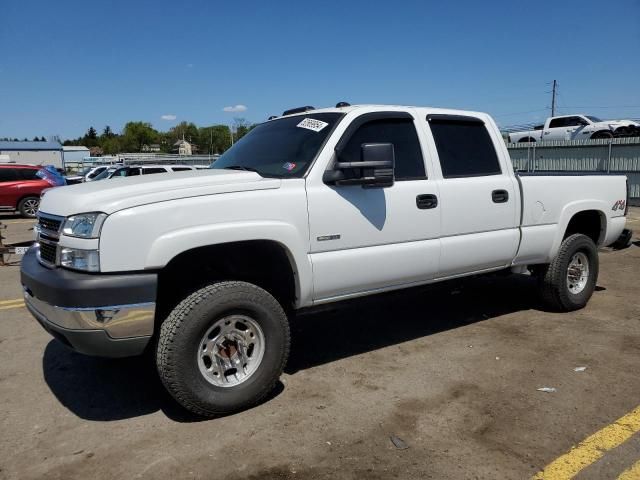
[427,115,501,178]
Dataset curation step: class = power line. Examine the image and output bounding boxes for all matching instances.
[560,105,640,109]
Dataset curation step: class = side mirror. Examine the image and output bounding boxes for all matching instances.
[323,143,395,188]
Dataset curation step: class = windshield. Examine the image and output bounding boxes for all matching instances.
[93,167,117,181]
[586,116,602,122]
[211,113,344,178]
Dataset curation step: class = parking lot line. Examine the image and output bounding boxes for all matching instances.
[0,304,24,311]
[0,299,24,310]
[0,219,35,224]
[0,298,24,305]
[617,459,640,479]
[532,405,640,480]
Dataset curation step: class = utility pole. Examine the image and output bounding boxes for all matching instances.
[551,80,558,117]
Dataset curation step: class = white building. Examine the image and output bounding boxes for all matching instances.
[0,141,63,168]
[173,140,192,155]
[62,146,90,166]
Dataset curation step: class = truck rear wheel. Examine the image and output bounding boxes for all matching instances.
[156,281,290,417]
[538,234,599,311]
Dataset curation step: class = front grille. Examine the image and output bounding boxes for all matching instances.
[38,215,62,233]
[39,241,57,265]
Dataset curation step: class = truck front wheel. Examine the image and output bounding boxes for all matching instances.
[590,130,613,140]
[538,234,599,311]
[156,281,290,417]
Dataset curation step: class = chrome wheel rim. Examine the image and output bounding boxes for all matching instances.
[197,314,265,388]
[23,199,39,217]
[567,252,589,294]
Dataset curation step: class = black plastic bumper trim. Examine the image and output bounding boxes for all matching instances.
[20,246,157,308]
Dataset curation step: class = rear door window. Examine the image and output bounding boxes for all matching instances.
[428,116,501,178]
[0,169,19,183]
[143,167,167,175]
[16,168,39,180]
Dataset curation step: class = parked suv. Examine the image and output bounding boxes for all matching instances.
[0,164,65,217]
[93,164,197,180]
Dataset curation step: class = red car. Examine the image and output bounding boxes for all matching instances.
[0,164,65,218]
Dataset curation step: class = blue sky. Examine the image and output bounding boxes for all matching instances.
[1,0,639,139]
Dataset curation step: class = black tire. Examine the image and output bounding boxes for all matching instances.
[156,281,290,417]
[538,234,599,312]
[590,130,613,140]
[518,137,536,143]
[18,196,40,218]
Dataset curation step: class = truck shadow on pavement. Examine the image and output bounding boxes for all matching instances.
[42,273,566,422]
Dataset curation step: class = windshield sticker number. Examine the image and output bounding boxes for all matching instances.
[296,118,329,132]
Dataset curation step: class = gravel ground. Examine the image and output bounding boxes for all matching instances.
[0,210,638,479]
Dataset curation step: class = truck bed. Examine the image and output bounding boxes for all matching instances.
[513,174,627,265]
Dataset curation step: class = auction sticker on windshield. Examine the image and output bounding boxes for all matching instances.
[296,118,329,132]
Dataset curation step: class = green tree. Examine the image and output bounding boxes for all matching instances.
[122,121,158,152]
[102,125,114,138]
[233,118,253,142]
[101,136,122,154]
[198,125,232,154]
[169,121,199,148]
[86,127,98,140]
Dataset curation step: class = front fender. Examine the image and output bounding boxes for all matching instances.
[146,221,313,307]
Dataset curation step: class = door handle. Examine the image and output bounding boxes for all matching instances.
[416,194,438,209]
[492,189,509,203]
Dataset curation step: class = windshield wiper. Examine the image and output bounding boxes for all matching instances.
[223,165,261,173]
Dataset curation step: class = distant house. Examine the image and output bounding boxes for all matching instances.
[141,144,161,153]
[89,146,104,157]
[172,139,192,155]
[0,141,63,168]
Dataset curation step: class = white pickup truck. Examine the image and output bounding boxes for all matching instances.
[21,104,628,416]
[508,114,640,143]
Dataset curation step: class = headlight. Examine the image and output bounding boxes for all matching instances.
[60,247,100,272]
[62,212,107,238]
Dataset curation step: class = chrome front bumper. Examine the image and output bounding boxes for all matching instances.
[24,289,155,339]
[20,246,158,358]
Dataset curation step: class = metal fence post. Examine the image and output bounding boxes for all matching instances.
[607,140,612,173]
[532,143,536,172]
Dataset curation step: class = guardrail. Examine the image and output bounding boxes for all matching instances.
[507,137,640,200]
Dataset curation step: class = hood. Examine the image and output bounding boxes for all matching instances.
[39,169,281,217]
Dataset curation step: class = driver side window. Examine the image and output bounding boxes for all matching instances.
[339,118,426,180]
[565,117,586,127]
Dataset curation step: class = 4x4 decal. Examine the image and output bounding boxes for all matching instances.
[612,199,626,211]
